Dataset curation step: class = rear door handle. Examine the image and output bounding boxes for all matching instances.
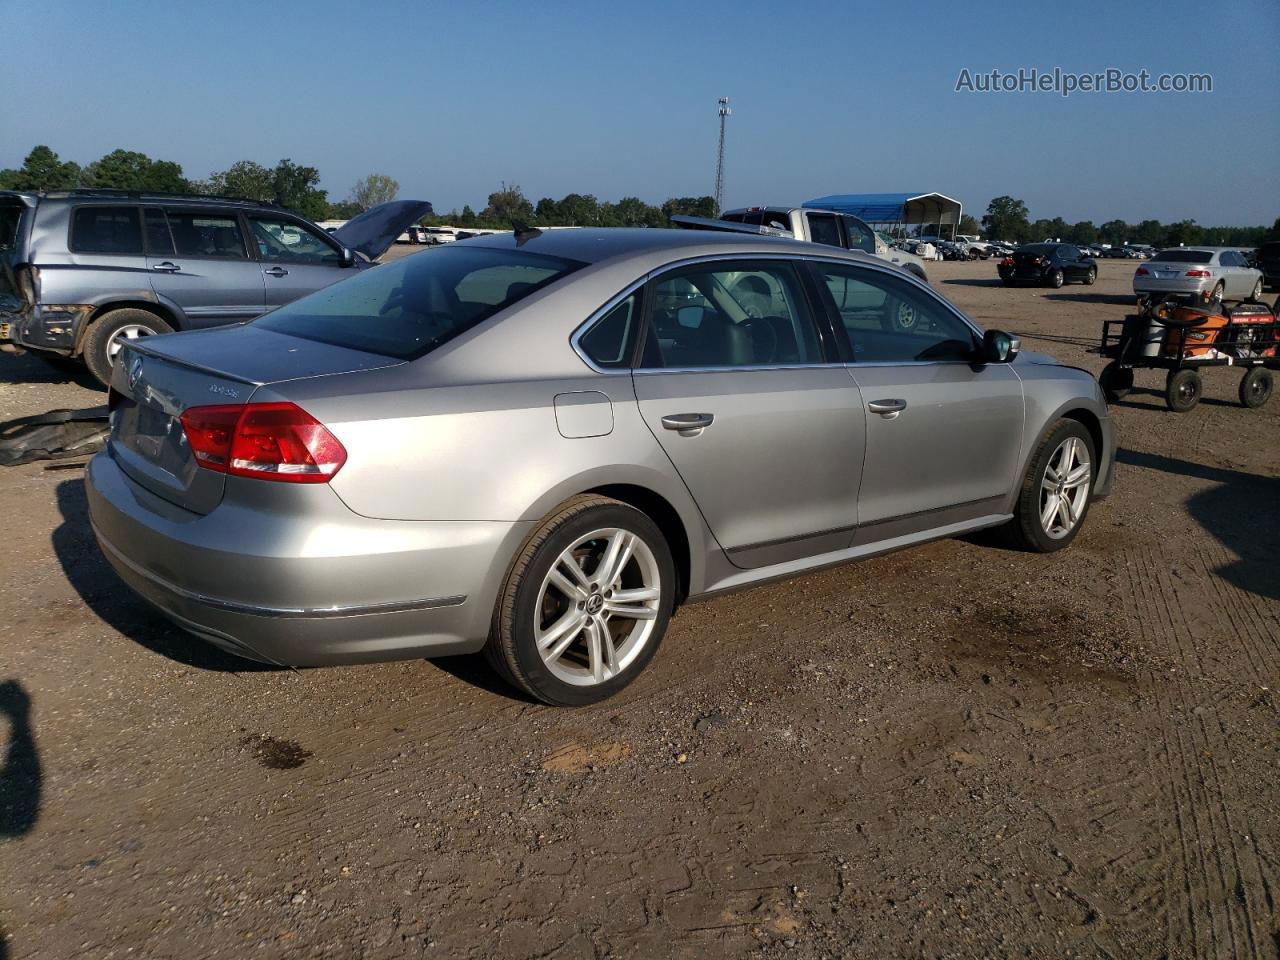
[661,412,714,432]
[868,398,908,417]
[152,261,180,273]
[263,267,289,278]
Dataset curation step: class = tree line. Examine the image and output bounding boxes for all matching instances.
[6,145,1272,244]
[0,145,716,229]
[979,195,1278,249]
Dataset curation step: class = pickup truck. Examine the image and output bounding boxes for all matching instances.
[673,206,928,281]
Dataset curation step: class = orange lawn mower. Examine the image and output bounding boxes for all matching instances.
[1097,293,1278,412]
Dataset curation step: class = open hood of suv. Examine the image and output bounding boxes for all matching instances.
[329,200,434,260]
[669,215,792,238]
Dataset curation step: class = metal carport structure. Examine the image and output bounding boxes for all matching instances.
[802,192,964,239]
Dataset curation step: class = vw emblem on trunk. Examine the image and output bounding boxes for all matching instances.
[127,355,144,390]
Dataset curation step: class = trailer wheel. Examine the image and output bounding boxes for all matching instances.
[1099,362,1133,403]
[1166,368,1202,413]
[1238,368,1273,408]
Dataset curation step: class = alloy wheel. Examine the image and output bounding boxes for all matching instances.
[1039,437,1092,540]
[534,528,661,686]
[105,324,158,364]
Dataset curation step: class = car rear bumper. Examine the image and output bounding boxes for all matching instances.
[85,451,532,666]
[6,303,91,354]
[1132,277,1210,297]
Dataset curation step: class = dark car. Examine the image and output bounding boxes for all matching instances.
[998,243,1097,288]
[1257,241,1280,292]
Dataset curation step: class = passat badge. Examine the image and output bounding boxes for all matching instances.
[127,355,144,390]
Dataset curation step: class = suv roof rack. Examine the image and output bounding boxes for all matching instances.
[46,188,279,207]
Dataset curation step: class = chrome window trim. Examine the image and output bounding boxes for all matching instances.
[569,250,985,375]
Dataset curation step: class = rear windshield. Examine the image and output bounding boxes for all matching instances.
[254,245,584,360]
[1017,244,1058,256]
[1151,249,1212,264]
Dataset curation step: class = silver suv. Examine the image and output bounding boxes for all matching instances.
[0,190,429,385]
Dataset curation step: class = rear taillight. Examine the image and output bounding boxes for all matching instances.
[1136,267,1149,276]
[1184,269,1211,277]
[1000,256,1014,266]
[180,402,346,483]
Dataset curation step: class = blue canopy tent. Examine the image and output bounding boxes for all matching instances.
[803,192,963,239]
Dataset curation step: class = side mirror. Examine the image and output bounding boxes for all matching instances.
[339,247,356,267]
[982,329,1019,363]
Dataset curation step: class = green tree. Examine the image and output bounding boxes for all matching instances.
[1165,219,1202,247]
[1264,217,1280,242]
[534,197,560,223]
[957,214,981,236]
[326,200,363,220]
[271,159,328,219]
[0,145,81,191]
[554,193,600,225]
[1070,221,1098,245]
[207,160,274,201]
[348,173,399,212]
[662,196,717,219]
[612,196,664,227]
[1099,220,1130,245]
[482,184,534,225]
[84,149,190,193]
[980,196,1030,243]
[1133,219,1165,246]
[459,205,477,227]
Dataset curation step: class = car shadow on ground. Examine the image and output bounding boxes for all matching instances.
[941,277,1005,288]
[0,351,101,391]
[1117,447,1280,602]
[51,477,279,673]
[0,679,40,839]
[427,656,539,704]
[1043,292,1135,306]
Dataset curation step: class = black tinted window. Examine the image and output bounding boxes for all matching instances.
[640,262,822,369]
[256,246,582,360]
[0,203,23,253]
[815,263,977,364]
[70,206,142,254]
[144,208,174,255]
[1151,249,1212,264]
[806,213,841,247]
[166,210,246,258]
[580,293,638,368]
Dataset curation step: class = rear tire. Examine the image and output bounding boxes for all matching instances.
[485,495,675,706]
[1099,361,1133,403]
[1238,368,1273,408]
[1209,282,1225,306]
[1085,267,1097,285]
[83,308,174,388]
[1004,419,1096,553]
[1249,278,1263,301]
[1166,368,1202,413]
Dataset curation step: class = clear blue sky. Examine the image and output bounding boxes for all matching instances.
[4,0,1278,226]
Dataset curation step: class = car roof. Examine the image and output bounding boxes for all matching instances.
[461,226,874,268]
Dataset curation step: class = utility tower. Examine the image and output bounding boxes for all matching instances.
[714,97,730,213]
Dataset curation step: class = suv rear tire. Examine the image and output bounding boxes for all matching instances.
[83,308,174,388]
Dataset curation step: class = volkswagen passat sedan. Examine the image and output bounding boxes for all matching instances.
[87,229,1114,705]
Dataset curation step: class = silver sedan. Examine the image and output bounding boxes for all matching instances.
[87,229,1115,704]
[1133,247,1264,303]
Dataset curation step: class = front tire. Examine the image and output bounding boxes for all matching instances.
[1166,368,1202,413]
[1005,419,1095,553]
[1238,368,1273,408]
[486,495,675,706]
[82,308,174,388]
[1048,269,1064,289]
[1085,267,1097,285]
[1249,278,1263,301]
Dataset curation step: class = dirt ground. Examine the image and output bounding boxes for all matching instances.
[0,253,1277,960]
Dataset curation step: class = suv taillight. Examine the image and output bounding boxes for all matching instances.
[1000,256,1014,266]
[180,402,346,483]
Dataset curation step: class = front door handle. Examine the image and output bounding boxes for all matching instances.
[661,412,714,432]
[868,398,908,418]
[263,266,289,278]
[152,261,180,273]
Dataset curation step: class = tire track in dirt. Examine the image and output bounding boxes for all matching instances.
[1123,542,1278,959]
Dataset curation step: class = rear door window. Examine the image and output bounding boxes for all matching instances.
[143,208,175,255]
[165,210,247,259]
[639,261,823,369]
[805,213,842,248]
[70,206,143,254]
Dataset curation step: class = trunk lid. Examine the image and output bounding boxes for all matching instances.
[109,325,402,514]
[329,200,434,260]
